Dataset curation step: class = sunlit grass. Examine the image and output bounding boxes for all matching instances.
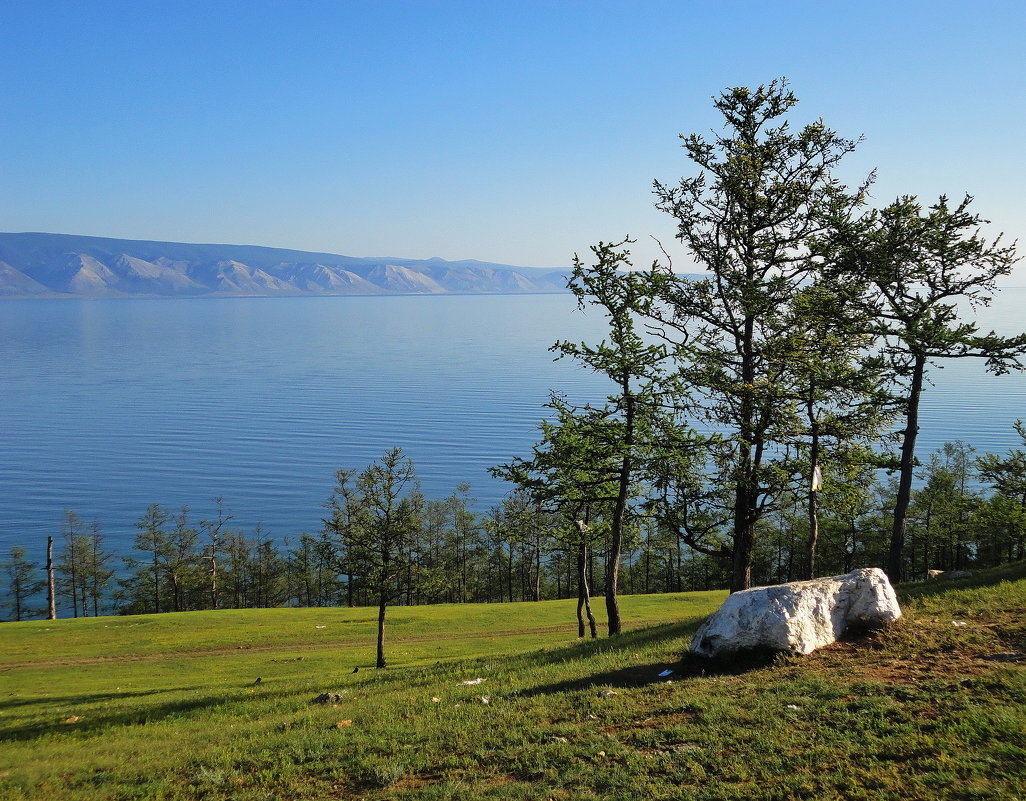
[1,570,1024,800]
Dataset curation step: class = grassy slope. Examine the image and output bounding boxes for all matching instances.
[1,569,1024,801]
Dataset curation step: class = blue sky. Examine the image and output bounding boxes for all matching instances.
[2,0,1023,277]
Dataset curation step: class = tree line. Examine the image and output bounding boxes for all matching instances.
[2,432,1025,625]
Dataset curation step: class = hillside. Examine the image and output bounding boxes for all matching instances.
[0,233,571,298]
[0,568,1024,800]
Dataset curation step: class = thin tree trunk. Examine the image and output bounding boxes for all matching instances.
[210,552,218,609]
[805,411,821,580]
[575,535,598,639]
[605,391,633,634]
[534,540,542,601]
[889,354,926,582]
[644,525,651,594]
[576,546,586,638]
[376,593,387,668]
[68,535,79,618]
[152,549,160,614]
[46,536,56,620]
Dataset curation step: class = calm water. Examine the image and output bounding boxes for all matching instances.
[2,291,1025,555]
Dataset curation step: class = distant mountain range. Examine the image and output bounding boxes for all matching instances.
[0,233,572,298]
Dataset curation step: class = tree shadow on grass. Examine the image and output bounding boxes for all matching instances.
[0,686,203,712]
[0,687,243,743]
[515,620,700,668]
[323,619,712,693]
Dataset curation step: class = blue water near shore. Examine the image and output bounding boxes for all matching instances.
[2,290,1025,555]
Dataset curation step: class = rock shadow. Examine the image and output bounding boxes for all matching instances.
[518,644,782,698]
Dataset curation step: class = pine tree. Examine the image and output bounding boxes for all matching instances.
[647,79,862,590]
[2,546,46,621]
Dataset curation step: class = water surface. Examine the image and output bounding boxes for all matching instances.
[2,290,1024,553]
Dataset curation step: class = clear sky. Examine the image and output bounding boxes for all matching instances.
[2,0,1023,277]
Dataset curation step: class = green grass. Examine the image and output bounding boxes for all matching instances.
[1,570,1024,800]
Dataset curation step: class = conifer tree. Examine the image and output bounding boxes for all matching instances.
[2,546,45,622]
[325,448,423,668]
[551,239,667,633]
[647,78,862,591]
[827,195,1025,581]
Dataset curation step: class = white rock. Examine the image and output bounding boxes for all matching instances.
[689,568,901,658]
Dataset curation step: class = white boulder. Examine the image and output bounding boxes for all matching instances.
[689,567,901,658]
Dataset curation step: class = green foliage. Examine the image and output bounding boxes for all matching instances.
[1,546,45,622]
[507,78,1025,596]
[324,448,426,667]
[641,79,870,591]
[823,194,1025,580]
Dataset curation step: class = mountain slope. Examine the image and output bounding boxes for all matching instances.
[0,232,571,298]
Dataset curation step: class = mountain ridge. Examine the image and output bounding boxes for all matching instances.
[0,232,572,298]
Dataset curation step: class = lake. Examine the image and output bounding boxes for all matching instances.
[2,290,1025,555]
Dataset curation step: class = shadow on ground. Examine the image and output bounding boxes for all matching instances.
[516,628,787,698]
[0,686,203,712]
[0,686,256,743]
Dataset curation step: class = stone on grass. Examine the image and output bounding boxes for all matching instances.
[689,567,901,658]
[311,692,345,705]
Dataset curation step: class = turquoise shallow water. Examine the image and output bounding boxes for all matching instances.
[1,290,1024,553]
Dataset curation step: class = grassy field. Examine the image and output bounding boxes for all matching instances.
[1,569,1024,800]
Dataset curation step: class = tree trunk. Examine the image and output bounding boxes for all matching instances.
[731,460,757,592]
[576,543,586,637]
[376,593,387,668]
[576,541,597,638]
[806,488,819,580]
[152,549,160,614]
[889,353,926,583]
[46,536,56,620]
[534,541,542,601]
[210,553,218,609]
[605,390,633,635]
[68,535,79,618]
[731,516,756,592]
[805,412,821,580]
[731,317,759,593]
